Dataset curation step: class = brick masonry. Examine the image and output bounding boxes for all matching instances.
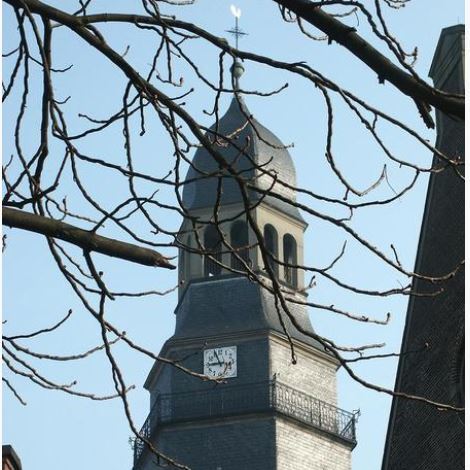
[270,338,338,406]
[276,419,351,470]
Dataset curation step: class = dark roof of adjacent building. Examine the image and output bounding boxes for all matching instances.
[2,445,22,470]
[429,24,465,85]
[182,95,305,222]
[381,24,465,470]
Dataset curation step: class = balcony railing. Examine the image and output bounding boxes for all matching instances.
[134,380,357,466]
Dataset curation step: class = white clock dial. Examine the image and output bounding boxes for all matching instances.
[203,346,237,378]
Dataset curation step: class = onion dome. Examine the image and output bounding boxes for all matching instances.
[182,69,303,221]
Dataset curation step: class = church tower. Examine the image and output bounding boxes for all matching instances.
[133,63,357,470]
[382,25,464,470]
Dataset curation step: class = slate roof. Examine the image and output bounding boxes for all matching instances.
[382,25,465,470]
[172,275,324,351]
[182,96,304,222]
[429,24,464,85]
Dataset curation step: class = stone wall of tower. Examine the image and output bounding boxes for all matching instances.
[269,337,338,405]
[140,327,348,470]
[276,419,351,470]
[148,334,338,407]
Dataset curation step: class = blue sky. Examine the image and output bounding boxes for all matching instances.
[2,1,464,469]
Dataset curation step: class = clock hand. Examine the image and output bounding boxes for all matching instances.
[213,350,223,366]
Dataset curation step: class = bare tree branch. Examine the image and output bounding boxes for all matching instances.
[3,207,175,269]
[274,0,464,122]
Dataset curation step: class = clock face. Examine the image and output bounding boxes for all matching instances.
[203,346,237,378]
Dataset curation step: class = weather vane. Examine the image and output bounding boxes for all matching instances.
[226,5,248,50]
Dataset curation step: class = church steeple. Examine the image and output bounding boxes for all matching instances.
[178,69,306,297]
[134,63,356,470]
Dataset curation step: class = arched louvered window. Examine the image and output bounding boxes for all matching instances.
[283,234,297,288]
[231,220,250,270]
[204,225,222,276]
[264,224,279,277]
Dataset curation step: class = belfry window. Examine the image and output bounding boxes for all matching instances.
[204,225,222,276]
[264,224,279,277]
[231,220,250,270]
[283,234,297,288]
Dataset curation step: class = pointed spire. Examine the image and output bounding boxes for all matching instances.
[226,4,247,90]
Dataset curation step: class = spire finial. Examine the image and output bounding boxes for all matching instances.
[230,60,245,90]
[226,5,247,89]
[226,5,247,51]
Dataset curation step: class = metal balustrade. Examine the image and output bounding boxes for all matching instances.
[134,380,357,466]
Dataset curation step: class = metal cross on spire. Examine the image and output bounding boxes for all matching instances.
[226,5,248,50]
